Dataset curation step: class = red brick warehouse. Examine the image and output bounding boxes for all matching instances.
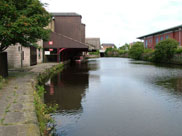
[137,24,182,49]
[43,13,88,62]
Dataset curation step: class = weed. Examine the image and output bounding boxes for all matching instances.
[34,64,63,136]
[0,118,5,124]
[5,103,11,113]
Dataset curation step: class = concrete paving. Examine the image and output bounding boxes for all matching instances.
[0,63,58,136]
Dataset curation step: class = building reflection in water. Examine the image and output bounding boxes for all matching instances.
[44,62,91,114]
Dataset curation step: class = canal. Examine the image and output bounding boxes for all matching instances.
[44,58,182,136]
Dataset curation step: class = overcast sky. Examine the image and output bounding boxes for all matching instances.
[40,0,182,47]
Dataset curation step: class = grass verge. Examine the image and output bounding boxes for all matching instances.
[34,64,63,135]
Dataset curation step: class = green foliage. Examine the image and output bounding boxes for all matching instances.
[105,47,119,57]
[0,0,51,52]
[175,47,182,54]
[119,43,130,50]
[34,85,58,136]
[34,64,63,135]
[144,48,153,53]
[129,42,144,59]
[37,85,45,98]
[118,49,128,55]
[89,50,100,55]
[37,64,63,85]
[154,38,178,62]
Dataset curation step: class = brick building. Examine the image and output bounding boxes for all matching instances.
[52,13,84,42]
[137,24,182,49]
[43,12,88,62]
[101,43,115,51]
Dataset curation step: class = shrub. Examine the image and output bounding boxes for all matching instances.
[129,42,144,59]
[154,38,178,62]
[175,47,182,54]
[118,49,128,55]
[89,50,100,55]
[144,48,153,53]
[119,43,130,50]
[35,64,63,135]
[105,48,119,57]
[34,86,58,136]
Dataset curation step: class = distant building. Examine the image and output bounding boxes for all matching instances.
[101,43,115,51]
[85,38,100,50]
[99,43,115,57]
[137,24,182,49]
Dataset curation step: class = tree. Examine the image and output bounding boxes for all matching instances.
[154,38,178,62]
[105,47,119,57]
[0,0,51,52]
[129,42,144,59]
[119,43,130,50]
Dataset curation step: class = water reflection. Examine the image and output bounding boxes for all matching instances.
[156,77,182,95]
[44,62,91,113]
[44,58,182,136]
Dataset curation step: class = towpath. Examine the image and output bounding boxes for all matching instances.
[0,63,58,136]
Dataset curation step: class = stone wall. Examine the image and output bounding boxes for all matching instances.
[6,45,30,68]
[6,45,22,68]
[0,52,8,77]
[6,41,43,68]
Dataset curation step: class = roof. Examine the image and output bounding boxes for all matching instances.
[85,38,100,49]
[44,32,88,49]
[137,24,182,39]
[51,12,82,18]
[101,43,115,46]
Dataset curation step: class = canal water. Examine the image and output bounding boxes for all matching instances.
[44,58,182,136]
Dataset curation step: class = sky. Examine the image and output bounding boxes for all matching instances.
[40,0,182,47]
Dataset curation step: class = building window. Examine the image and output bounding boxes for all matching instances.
[145,40,148,48]
[156,38,158,44]
[160,36,163,41]
[166,35,169,39]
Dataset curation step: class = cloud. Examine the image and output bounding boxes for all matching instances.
[40,0,182,47]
